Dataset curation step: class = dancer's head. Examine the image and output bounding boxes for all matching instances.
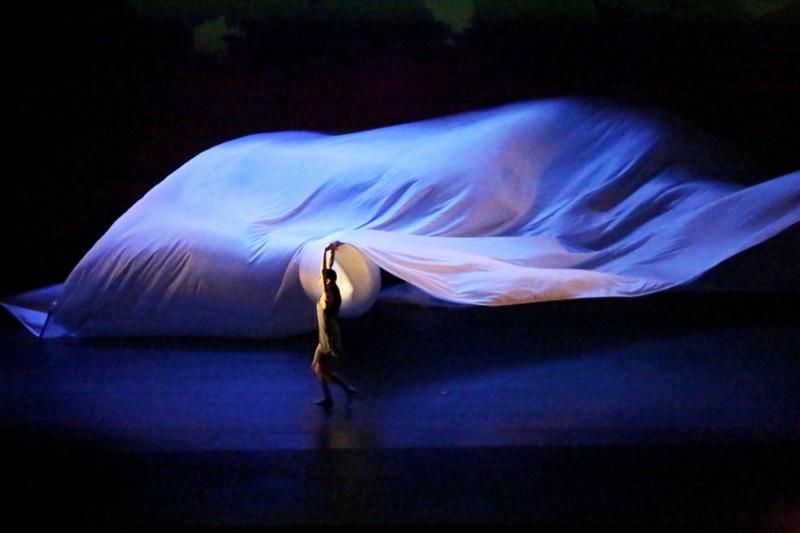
[322,268,337,285]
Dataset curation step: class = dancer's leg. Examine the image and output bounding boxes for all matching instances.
[329,373,358,403]
[312,346,334,406]
[316,381,333,406]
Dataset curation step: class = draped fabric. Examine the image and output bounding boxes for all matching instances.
[4,99,799,338]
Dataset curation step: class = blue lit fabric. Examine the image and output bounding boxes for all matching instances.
[4,100,798,338]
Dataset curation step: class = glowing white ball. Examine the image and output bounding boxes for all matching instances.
[298,241,381,318]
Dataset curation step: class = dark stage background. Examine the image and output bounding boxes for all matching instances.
[4,0,800,296]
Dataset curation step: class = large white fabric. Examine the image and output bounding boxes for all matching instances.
[4,99,799,338]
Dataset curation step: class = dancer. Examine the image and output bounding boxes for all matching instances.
[311,241,357,406]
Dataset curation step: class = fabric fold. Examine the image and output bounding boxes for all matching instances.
[2,99,798,338]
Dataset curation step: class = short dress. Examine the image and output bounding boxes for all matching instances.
[316,299,342,355]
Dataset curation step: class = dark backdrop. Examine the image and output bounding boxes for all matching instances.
[4,0,799,296]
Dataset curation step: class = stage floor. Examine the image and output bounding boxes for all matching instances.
[2,291,799,528]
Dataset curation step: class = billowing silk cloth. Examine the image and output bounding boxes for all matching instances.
[3,100,799,338]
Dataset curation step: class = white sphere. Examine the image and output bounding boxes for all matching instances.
[298,241,381,318]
